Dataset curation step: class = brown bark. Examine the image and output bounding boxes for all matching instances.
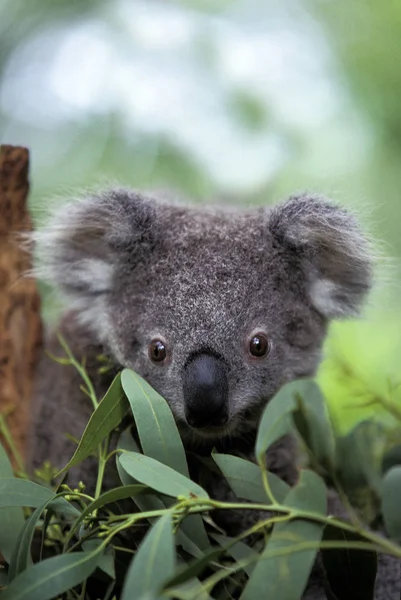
[0,145,42,467]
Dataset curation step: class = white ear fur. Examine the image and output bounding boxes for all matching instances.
[269,194,373,319]
[31,188,157,341]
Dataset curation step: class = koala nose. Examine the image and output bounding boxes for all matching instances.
[183,353,228,429]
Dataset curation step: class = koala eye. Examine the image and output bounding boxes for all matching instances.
[149,339,167,363]
[249,333,270,358]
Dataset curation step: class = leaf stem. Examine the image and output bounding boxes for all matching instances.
[0,413,26,474]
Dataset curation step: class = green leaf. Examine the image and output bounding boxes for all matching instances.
[321,525,377,600]
[121,369,189,477]
[116,431,169,511]
[255,381,298,464]
[336,420,386,495]
[165,578,210,600]
[119,452,208,499]
[211,534,258,576]
[292,380,335,472]
[0,551,100,600]
[116,428,141,485]
[8,501,50,581]
[164,546,224,589]
[0,479,79,517]
[382,466,401,540]
[240,470,327,600]
[121,513,175,600]
[382,444,401,474]
[176,530,204,559]
[67,484,148,545]
[283,470,327,514]
[117,429,210,549]
[0,441,25,564]
[212,453,290,503]
[56,373,129,475]
[83,483,148,515]
[82,540,115,580]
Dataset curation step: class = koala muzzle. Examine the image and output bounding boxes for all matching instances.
[183,353,229,429]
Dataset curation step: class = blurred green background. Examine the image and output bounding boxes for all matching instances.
[1,0,401,431]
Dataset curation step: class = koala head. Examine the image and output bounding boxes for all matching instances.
[34,189,372,442]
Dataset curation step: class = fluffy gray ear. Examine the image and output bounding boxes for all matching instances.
[32,188,158,337]
[268,194,373,318]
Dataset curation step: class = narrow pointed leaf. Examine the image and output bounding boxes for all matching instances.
[117,430,210,548]
[8,501,51,581]
[211,534,258,576]
[116,431,168,511]
[67,484,148,544]
[255,381,299,463]
[81,483,148,516]
[166,578,210,600]
[56,373,129,475]
[0,442,25,563]
[213,453,290,503]
[121,513,175,600]
[292,380,335,471]
[240,470,327,600]
[0,551,100,600]
[121,369,189,477]
[0,479,79,517]
[119,452,208,499]
[382,466,401,540]
[82,540,115,580]
[336,420,386,495]
[164,546,224,589]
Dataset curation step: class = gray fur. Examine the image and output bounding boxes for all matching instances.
[29,189,398,598]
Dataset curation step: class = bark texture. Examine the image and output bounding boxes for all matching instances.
[0,144,42,465]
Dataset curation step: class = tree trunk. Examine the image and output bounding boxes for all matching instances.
[0,145,42,468]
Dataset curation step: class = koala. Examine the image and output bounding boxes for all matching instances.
[29,189,399,599]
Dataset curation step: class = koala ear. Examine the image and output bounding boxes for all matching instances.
[268,194,373,319]
[32,188,158,337]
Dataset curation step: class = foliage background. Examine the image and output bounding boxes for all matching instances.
[1,0,401,431]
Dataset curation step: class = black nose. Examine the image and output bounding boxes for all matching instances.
[183,353,228,429]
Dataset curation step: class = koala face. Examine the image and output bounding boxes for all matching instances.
[34,190,372,442]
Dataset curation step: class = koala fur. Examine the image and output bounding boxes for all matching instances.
[29,189,399,598]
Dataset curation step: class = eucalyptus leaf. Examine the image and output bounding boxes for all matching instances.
[121,513,175,600]
[0,441,25,564]
[255,381,299,463]
[176,530,204,559]
[164,546,224,589]
[67,484,148,543]
[292,380,335,472]
[240,470,327,600]
[336,420,387,495]
[119,452,208,499]
[382,444,401,475]
[8,501,52,581]
[213,453,290,504]
[82,540,115,580]
[165,577,211,600]
[0,478,79,517]
[56,373,129,475]
[211,534,258,576]
[84,483,148,514]
[116,430,168,512]
[116,428,141,486]
[121,369,189,477]
[382,466,401,540]
[119,379,210,548]
[0,551,100,600]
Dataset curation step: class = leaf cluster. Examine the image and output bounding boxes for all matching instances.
[1,365,401,600]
